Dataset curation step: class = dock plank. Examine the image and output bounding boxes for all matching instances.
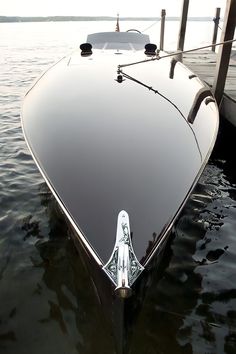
[183,50,236,101]
[182,49,236,125]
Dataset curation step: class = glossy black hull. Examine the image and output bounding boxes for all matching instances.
[22,31,219,298]
[67,215,174,354]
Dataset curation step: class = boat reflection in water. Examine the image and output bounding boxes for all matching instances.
[20,154,236,354]
[21,182,176,354]
[21,25,219,353]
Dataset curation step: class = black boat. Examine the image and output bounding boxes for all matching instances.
[21,26,219,300]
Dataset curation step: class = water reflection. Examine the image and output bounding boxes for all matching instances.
[17,184,176,354]
[2,122,236,354]
[20,183,115,354]
[175,122,236,354]
[120,121,236,354]
[124,161,236,353]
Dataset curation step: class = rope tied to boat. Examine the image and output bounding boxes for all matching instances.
[118,37,236,69]
[213,15,222,31]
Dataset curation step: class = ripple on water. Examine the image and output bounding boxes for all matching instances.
[123,151,236,354]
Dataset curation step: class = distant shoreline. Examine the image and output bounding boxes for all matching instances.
[0,16,213,23]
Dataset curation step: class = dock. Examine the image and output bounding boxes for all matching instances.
[159,0,236,126]
[183,50,236,125]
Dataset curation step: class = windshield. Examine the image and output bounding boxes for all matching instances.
[87,32,150,51]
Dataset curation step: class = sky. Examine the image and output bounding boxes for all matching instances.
[1,0,226,18]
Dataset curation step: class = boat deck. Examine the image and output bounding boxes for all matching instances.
[183,49,236,125]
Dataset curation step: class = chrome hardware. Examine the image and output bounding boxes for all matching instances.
[103,210,144,298]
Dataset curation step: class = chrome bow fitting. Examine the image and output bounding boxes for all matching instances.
[103,210,144,298]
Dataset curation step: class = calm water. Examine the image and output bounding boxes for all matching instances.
[0,21,236,354]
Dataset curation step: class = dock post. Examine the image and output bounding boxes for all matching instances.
[159,9,166,51]
[212,0,236,105]
[212,7,221,52]
[177,0,189,60]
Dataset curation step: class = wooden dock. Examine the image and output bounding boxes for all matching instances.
[183,50,236,125]
[168,0,236,126]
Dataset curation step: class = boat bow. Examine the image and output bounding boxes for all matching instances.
[103,210,144,298]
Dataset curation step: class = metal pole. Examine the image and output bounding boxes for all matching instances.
[212,0,236,105]
[177,0,189,53]
[159,9,166,51]
[212,7,221,52]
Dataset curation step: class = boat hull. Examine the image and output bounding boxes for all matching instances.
[22,45,219,286]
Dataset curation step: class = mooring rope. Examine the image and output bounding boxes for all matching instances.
[118,38,236,69]
[213,16,222,31]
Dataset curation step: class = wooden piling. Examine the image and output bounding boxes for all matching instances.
[212,0,236,105]
[177,0,189,54]
[212,8,221,52]
[159,9,166,51]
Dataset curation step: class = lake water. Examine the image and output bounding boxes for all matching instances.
[0,20,236,354]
